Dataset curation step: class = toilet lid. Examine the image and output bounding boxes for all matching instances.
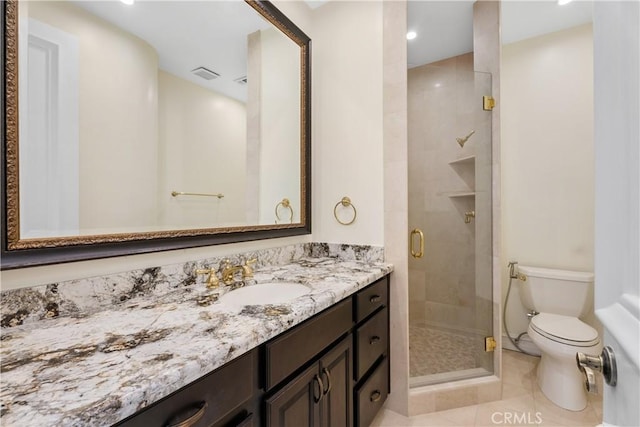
[530,313,599,345]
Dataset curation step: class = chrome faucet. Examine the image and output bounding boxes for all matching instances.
[221,258,257,285]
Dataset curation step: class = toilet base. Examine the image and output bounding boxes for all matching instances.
[537,354,589,411]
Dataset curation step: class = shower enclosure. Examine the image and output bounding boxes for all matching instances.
[408,54,493,387]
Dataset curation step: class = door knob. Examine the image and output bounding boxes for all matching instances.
[576,346,617,394]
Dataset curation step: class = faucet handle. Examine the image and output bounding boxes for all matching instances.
[242,258,257,279]
[195,268,220,289]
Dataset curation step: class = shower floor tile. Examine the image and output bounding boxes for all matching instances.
[409,323,477,377]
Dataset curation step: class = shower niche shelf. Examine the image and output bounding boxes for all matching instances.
[443,191,476,198]
[445,154,476,199]
[448,155,476,166]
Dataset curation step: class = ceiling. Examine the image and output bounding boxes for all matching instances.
[407,1,475,68]
[408,0,593,69]
[56,1,594,96]
[72,1,272,102]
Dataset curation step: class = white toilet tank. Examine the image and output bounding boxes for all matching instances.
[518,265,594,318]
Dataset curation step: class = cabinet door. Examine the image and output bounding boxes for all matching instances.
[319,337,353,427]
[265,363,321,427]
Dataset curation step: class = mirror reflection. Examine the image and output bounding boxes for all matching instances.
[17,0,301,239]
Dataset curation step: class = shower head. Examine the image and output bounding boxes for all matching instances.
[456,130,476,147]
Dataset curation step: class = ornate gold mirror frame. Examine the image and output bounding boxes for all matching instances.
[0,0,311,269]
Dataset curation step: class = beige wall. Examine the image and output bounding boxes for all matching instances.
[501,24,595,335]
[311,1,384,246]
[28,1,159,233]
[157,71,247,228]
[259,27,301,224]
[246,31,262,225]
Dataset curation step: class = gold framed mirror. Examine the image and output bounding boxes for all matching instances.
[1,0,311,269]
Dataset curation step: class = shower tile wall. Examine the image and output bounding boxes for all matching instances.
[408,53,477,333]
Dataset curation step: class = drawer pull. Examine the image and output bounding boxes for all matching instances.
[321,367,332,395]
[369,295,381,303]
[369,335,381,345]
[370,390,382,402]
[165,401,207,427]
[236,412,253,427]
[313,374,325,403]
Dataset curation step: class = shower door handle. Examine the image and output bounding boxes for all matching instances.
[410,229,424,258]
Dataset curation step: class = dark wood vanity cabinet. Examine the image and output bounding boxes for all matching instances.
[265,336,352,427]
[114,275,390,427]
[115,348,260,427]
[264,298,353,427]
[353,278,390,427]
[264,275,390,427]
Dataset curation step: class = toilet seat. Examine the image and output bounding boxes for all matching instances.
[530,313,599,347]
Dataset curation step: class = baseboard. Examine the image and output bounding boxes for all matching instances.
[501,333,541,356]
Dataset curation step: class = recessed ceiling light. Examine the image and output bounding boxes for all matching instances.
[558,0,573,5]
[406,31,417,41]
[120,0,134,5]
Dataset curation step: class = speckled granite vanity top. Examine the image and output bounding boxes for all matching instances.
[0,243,392,426]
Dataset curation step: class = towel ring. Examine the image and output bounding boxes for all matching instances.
[334,197,357,225]
[275,198,294,223]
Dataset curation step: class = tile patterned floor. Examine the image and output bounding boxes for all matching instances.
[372,349,603,426]
[410,323,477,376]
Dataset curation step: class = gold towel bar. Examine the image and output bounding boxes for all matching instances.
[275,198,294,223]
[334,197,357,225]
[171,191,224,199]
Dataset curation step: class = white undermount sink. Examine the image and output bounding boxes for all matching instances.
[220,282,310,306]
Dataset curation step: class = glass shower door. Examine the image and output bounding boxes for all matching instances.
[408,60,493,387]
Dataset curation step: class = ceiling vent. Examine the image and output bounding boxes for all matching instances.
[234,76,248,85]
[191,67,220,80]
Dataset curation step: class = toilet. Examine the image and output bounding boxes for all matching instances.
[518,265,601,411]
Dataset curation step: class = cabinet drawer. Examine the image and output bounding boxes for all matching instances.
[265,299,352,391]
[116,349,256,427]
[355,357,389,427]
[355,277,388,323]
[355,307,388,380]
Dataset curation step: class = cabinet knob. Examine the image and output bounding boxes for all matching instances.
[369,295,381,303]
[369,336,381,345]
[370,390,382,402]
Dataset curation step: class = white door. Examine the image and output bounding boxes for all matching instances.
[593,2,640,426]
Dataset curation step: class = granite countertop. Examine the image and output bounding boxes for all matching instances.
[0,255,393,426]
